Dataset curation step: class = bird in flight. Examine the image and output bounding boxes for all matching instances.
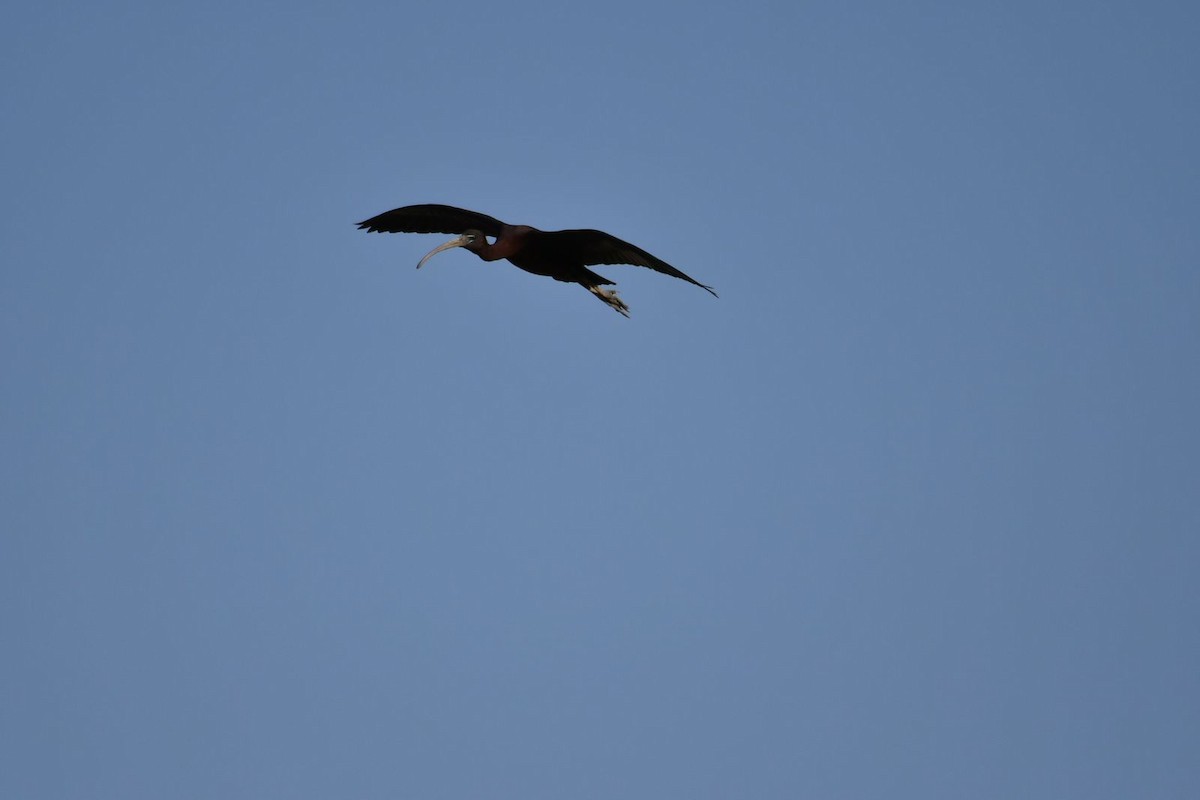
[356,204,717,317]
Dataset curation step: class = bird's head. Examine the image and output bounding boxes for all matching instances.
[416,229,486,269]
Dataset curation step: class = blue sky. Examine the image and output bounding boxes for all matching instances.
[2,1,1198,798]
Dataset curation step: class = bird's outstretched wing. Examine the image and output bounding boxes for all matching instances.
[356,204,506,238]
[538,229,717,296]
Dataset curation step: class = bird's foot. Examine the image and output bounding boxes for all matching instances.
[589,285,630,317]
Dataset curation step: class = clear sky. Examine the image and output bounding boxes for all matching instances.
[2,1,1198,798]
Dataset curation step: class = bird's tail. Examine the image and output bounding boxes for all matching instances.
[585,284,630,317]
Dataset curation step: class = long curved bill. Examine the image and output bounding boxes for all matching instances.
[416,235,470,270]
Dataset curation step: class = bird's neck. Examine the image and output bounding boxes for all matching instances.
[479,226,533,262]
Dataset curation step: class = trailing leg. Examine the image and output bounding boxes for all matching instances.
[585,284,630,317]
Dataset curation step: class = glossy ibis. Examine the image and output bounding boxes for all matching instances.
[356,204,717,317]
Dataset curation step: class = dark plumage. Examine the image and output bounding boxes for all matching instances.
[357,203,716,317]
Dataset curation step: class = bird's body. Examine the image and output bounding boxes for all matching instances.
[356,204,716,317]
